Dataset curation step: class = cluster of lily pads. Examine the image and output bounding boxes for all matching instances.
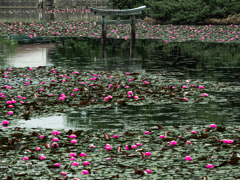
[0,66,230,125]
[0,17,239,42]
[1,122,240,179]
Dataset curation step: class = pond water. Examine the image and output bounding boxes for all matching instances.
[0,8,240,131]
[1,36,240,131]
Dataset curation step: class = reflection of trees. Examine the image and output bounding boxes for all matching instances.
[51,37,145,70]
[52,36,240,83]
[51,37,101,69]
[132,39,240,83]
[0,37,19,67]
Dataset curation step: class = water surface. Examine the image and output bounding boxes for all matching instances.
[0,24,240,131]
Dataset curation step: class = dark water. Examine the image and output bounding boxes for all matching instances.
[0,33,240,131]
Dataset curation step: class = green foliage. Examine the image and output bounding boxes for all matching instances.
[107,0,147,20]
[223,0,240,17]
[199,0,239,19]
[107,0,240,25]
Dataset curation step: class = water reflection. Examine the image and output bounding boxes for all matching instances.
[6,43,56,67]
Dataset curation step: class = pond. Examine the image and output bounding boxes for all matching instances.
[1,6,240,180]
[0,33,240,131]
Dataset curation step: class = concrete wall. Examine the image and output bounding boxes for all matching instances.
[0,0,38,8]
[0,0,110,9]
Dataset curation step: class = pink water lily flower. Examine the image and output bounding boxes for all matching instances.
[221,139,233,144]
[145,169,152,173]
[132,145,137,149]
[71,140,77,144]
[159,135,165,138]
[54,163,61,167]
[106,146,112,150]
[80,153,87,156]
[104,95,112,101]
[206,164,214,169]
[52,137,59,142]
[199,86,204,89]
[69,153,76,157]
[39,155,46,160]
[70,157,76,161]
[191,131,197,134]
[23,157,29,161]
[61,172,67,175]
[144,131,150,134]
[69,134,76,138]
[83,161,90,166]
[72,162,79,166]
[134,96,139,100]
[185,156,193,161]
[186,141,191,144]
[113,135,119,138]
[170,140,177,146]
[82,170,89,174]
[145,152,152,156]
[52,130,60,135]
[8,111,13,115]
[1,120,9,125]
[128,91,133,95]
[210,124,216,128]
